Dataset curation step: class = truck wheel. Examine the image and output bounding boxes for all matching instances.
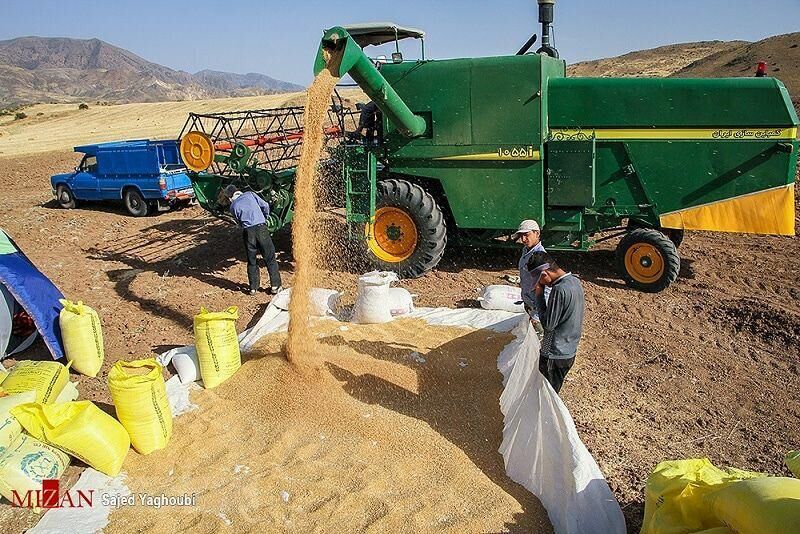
[616,228,680,292]
[56,185,76,209]
[363,179,446,278]
[124,189,149,217]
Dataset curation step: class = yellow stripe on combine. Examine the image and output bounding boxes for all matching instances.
[549,127,797,140]
[660,184,795,236]
[434,150,541,161]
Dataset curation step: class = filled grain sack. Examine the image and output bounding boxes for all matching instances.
[270,288,341,316]
[1,360,70,404]
[194,306,241,389]
[172,349,200,384]
[641,458,763,534]
[353,271,398,324]
[785,450,800,478]
[0,390,36,454]
[108,359,172,455]
[387,287,415,317]
[478,285,525,313]
[707,477,800,534]
[58,299,104,377]
[11,400,130,476]
[0,433,70,505]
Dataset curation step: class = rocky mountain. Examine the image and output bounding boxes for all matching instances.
[192,70,302,94]
[0,36,303,107]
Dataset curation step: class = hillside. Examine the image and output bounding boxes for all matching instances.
[568,32,799,109]
[0,37,303,107]
[0,88,366,157]
[673,32,800,103]
[568,41,744,78]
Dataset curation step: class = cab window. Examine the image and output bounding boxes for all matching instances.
[80,155,98,173]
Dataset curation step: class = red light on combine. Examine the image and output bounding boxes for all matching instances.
[159,177,167,190]
[755,61,767,77]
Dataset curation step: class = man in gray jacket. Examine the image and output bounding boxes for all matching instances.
[527,251,585,393]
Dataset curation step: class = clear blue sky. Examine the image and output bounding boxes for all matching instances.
[1,0,798,85]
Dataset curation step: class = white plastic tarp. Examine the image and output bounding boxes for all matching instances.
[34,304,624,534]
[499,321,626,534]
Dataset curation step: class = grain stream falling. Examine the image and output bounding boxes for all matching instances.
[286,49,341,364]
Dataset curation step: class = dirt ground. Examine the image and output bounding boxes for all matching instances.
[0,150,798,532]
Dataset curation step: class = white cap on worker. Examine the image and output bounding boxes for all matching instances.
[514,219,540,236]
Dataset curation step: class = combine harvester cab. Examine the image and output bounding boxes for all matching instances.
[311,10,797,291]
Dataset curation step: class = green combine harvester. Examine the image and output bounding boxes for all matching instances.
[181,0,798,292]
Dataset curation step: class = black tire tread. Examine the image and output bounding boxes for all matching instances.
[615,228,680,292]
[56,185,76,209]
[367,178,447,278]
[124,188,149,217]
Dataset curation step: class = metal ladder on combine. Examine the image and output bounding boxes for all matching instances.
[344,145,377,239]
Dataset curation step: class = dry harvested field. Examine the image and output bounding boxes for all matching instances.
[0,89,365,157]
[0,104,798,532]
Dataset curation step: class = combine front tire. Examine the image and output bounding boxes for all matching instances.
[616,228,680,292]
[364,179,446,278]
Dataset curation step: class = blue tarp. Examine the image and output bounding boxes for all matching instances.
[0,230,65,360]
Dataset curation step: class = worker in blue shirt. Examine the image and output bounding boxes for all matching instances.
[224,185,282,296]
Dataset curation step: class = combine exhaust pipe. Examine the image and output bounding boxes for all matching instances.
[537,0,559,58]
[314,27,427,138]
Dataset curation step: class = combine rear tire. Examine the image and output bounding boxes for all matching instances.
[616,228,680,292]
[124,188,149,217]
[56,185,76,209]
[364,179,446,278]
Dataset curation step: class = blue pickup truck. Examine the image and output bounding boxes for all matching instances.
[51,140,195,216]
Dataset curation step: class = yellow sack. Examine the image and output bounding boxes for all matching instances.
[785,450,800,478]
[58,299,104,377]
[11,400,130,476]
[0,391,37,454]
[0,366,8,383]
[194,306,241,389]
[2,360,70,404]
[108,359,172,455]
[641,458,763,534]
[707,477,800,534]
[0,433,70,505]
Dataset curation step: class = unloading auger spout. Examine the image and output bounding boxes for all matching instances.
[314,26,427,138]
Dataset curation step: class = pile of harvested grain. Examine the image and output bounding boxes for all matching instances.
[286,49,342,366]
[105,320,552,532]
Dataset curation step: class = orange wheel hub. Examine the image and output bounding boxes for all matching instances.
[624,243,665,284]
[366,207,418,262]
